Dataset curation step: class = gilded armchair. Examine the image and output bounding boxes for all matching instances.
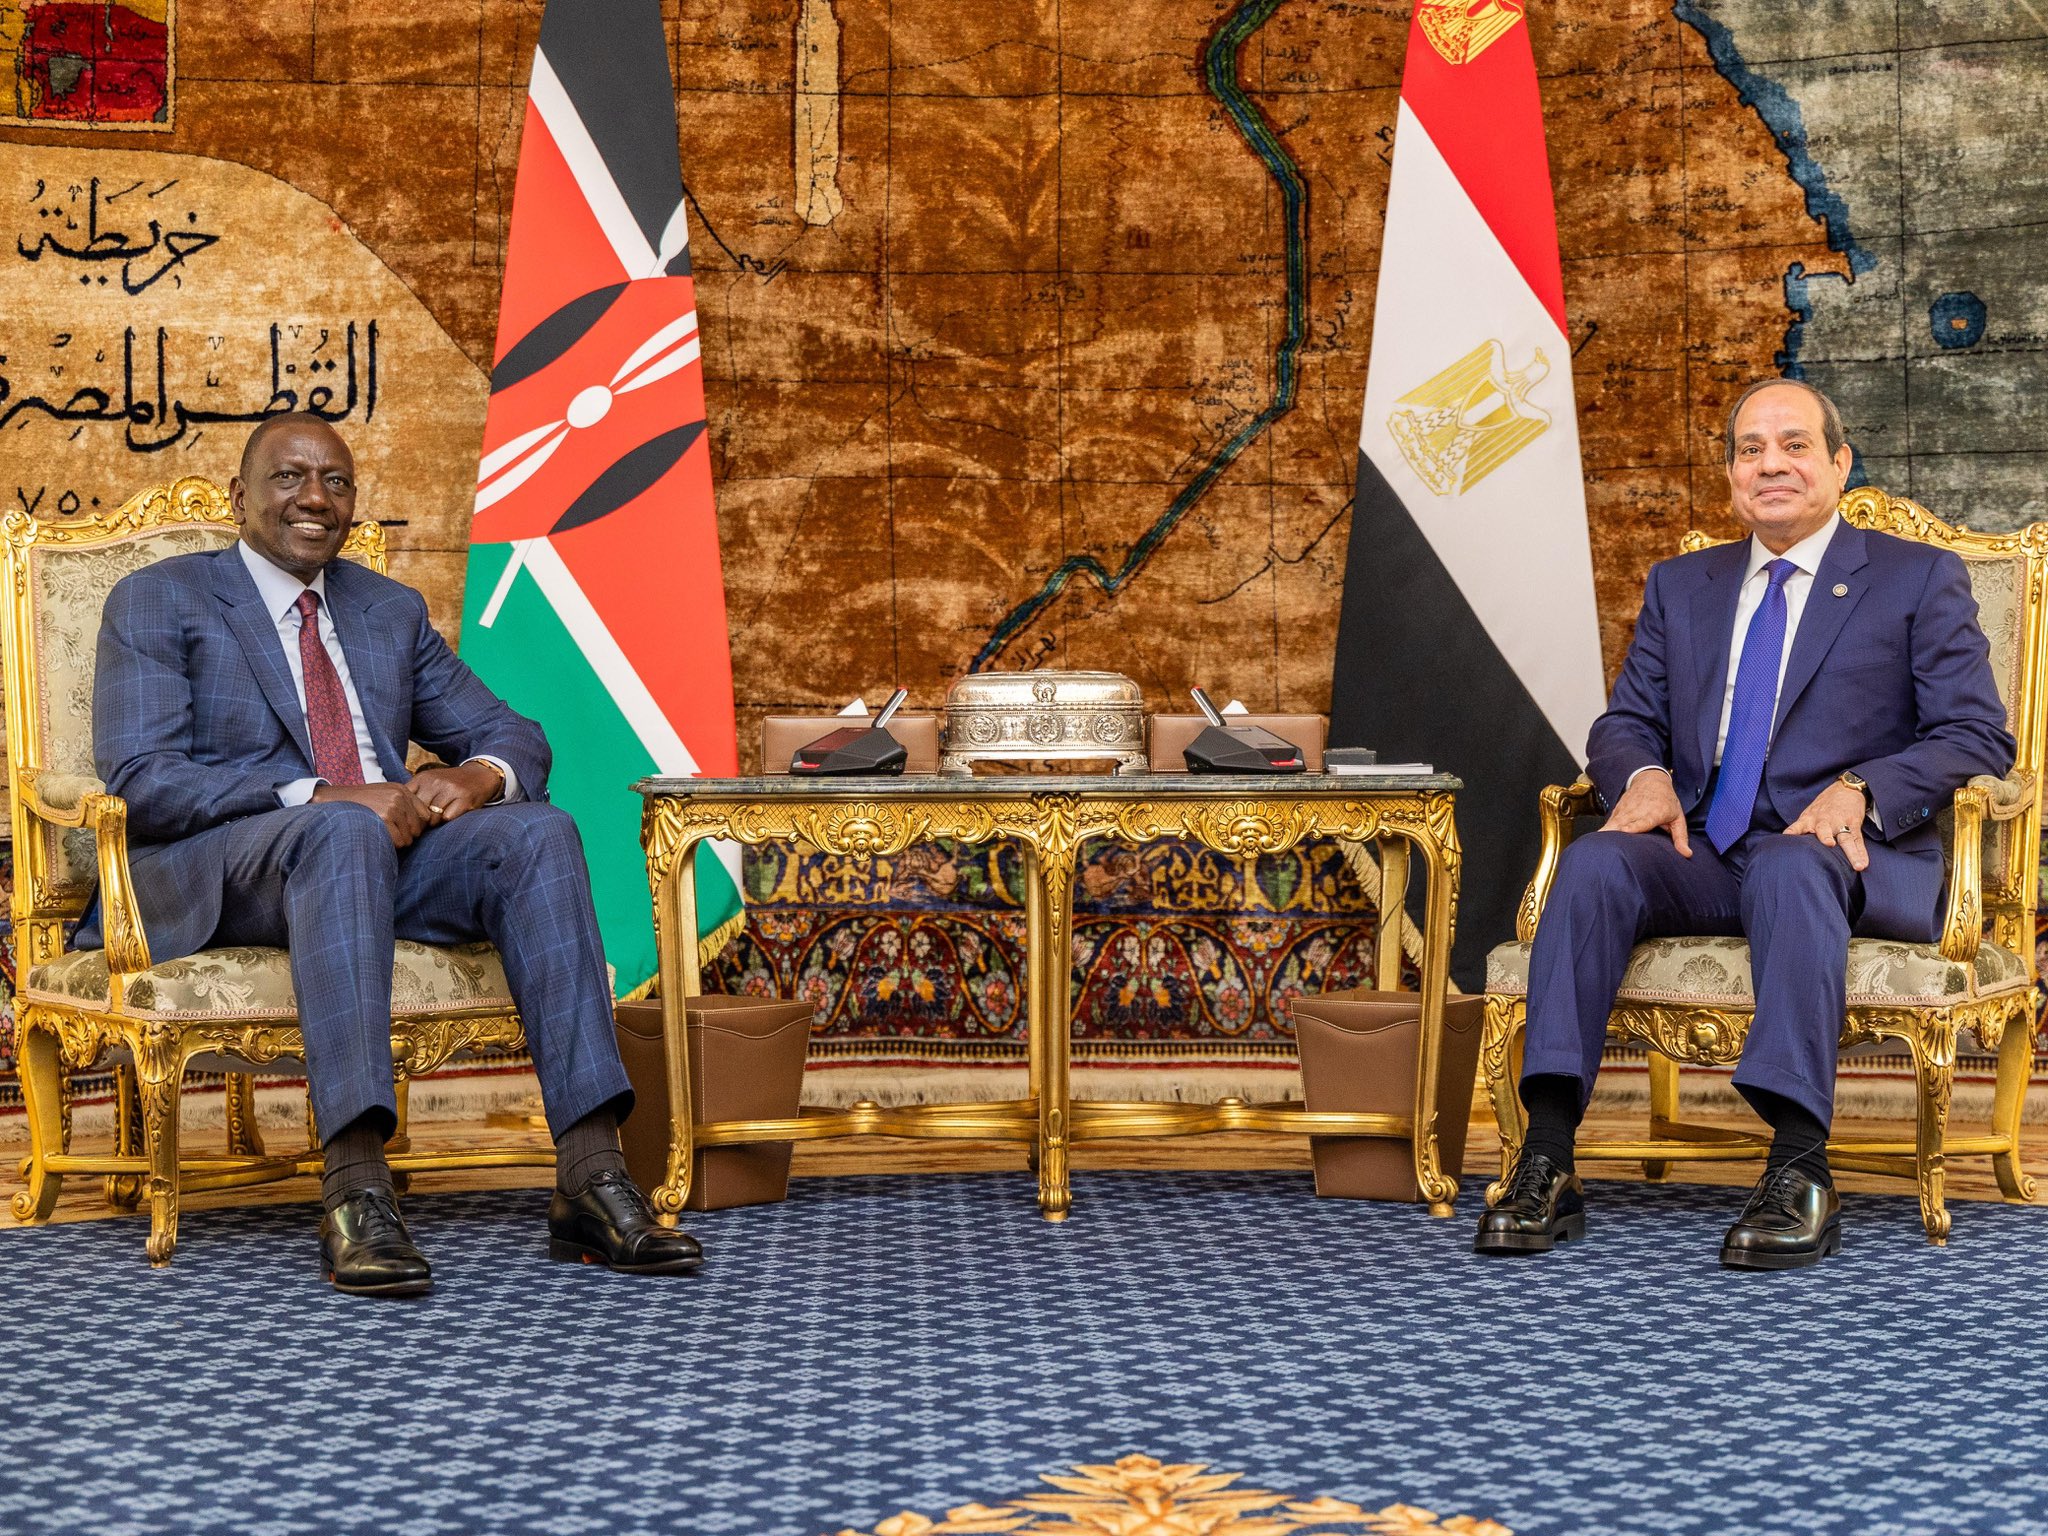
[4,477,549,1264]
[1481,488,2046,1243]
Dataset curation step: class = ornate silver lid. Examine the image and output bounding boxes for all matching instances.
[940,669,1147,774]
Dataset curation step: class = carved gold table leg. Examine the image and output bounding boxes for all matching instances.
[1989,995,2038,1203]
[1374,837,1410,992]
[1023,845,1046,1176]
[1409,807,1460,1217]
[650,830,702,1224]
[10,1009,67,1222]
[1031,830,1076,1221]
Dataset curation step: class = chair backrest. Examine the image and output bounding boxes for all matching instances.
[1680,487,2048,960]
[1,477,386,928]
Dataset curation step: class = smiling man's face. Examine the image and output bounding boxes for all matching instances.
[1726,383,1853,553]
[231,418,358,582]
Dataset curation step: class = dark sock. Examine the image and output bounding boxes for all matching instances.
[555,1110,628,1195]
[320,1114,394,1212]
[1519,1073,1582,1172]
[1753,1088,1833,1188]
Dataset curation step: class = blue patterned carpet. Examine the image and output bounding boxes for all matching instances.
[3,1171,2046,1536]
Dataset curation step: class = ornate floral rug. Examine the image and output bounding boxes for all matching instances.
[708,834,1405,1092]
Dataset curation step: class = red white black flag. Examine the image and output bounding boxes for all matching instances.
[1329,0,1604,984]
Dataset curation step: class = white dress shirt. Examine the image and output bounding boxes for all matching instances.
[1713,511,1841,765]
[1626,511,1876,825]
[237,542,517,807]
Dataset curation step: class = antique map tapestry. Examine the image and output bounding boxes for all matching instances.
[1,0,2045,1112]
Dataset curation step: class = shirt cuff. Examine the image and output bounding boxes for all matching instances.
[1625,764,1672,789]
[278,777,324,807]
[465,756,519,804]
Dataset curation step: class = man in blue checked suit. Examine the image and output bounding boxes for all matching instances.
[90,415,703,1296]
[1474,380,2014,1270]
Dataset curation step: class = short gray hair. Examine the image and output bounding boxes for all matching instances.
[1723,378,1847,465]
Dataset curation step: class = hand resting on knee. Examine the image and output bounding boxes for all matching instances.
[1599,766,1692,857]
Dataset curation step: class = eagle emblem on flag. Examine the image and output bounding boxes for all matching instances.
[1415,0,1526,66]
[1387,340,1553,496]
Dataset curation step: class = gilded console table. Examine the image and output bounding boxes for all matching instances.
[637,773,1462,1221]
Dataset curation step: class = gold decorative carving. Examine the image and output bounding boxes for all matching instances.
[825,1454,1512,1536]
[642,777,1463,1224]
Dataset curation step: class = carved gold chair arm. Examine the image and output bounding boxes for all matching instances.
[1969,767,2035,822]
[14,769,152,972]
[1939,781,1992,965]
[17,767,108,825]
[1516,778,1603,942]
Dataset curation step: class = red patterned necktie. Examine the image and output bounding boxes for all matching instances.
[294,589,366,785]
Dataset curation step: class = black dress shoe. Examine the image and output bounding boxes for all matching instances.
[320,1186,432,1297]
[548,1169,705,1274]
[1474,1150,1586,1255]
[1721,1163,1841,1270]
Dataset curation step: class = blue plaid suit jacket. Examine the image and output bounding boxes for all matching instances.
[89,545,550,960]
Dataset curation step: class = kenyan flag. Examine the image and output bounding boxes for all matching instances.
[460,0,741,995]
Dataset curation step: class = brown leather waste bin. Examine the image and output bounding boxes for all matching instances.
[614,995,815,1210]
[1289,988,1486,1201]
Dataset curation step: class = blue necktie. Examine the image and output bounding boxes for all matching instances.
[1705,558,1797,853]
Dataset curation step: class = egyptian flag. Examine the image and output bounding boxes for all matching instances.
[1329,0,1604,987]
[460,0,742,994]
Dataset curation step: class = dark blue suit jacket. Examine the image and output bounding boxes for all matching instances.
[89,545,550,961]
[1585,521,2015,940]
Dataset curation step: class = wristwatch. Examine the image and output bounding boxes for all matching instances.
[1838,770,1871,804]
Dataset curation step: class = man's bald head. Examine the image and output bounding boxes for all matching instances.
[239,413,354,483]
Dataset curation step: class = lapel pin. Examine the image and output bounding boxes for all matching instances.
[1832,583,1849,597]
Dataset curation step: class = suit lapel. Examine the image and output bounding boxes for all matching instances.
[1688,540,1750,778]
[1773,520,1871,730]
[211,548,315,764]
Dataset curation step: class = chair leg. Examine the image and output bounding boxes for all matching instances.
[1989,996,2038,1205]
[388,1076,412,1196]
[10,1009,67,1223]
[1907,1017,1957,1246]
[1481,995,1526,1206]
[223,1072,267,1158]
[1644,1055,1680,1181]
[134,1024,186,1267]
[104,1062,144,1211]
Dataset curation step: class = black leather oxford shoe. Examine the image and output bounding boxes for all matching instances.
[1474,1150,1586,1255]
[320,1186,433,1297]
[1721,1163,1841,1270]
[548,1169,705,1274]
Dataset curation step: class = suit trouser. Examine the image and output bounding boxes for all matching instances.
[209,800,633,1143]
[1519,821,1865,1126]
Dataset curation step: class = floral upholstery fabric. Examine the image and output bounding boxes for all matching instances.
[29,525,237,902]
[1485,933,2028,1008]
[1964,552,2024,728]
[23,941,515,1019]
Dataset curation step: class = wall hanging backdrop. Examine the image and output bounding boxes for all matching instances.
[3,0,2044,1104]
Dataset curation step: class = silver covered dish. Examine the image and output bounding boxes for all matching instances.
[939,670,1147,774]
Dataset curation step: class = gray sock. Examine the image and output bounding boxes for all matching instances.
[555,1110,628,1195]
[320,1115,393,1212]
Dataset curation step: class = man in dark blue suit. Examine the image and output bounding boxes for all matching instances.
[1475,381,2014,1269]
[92,415,703,1295]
